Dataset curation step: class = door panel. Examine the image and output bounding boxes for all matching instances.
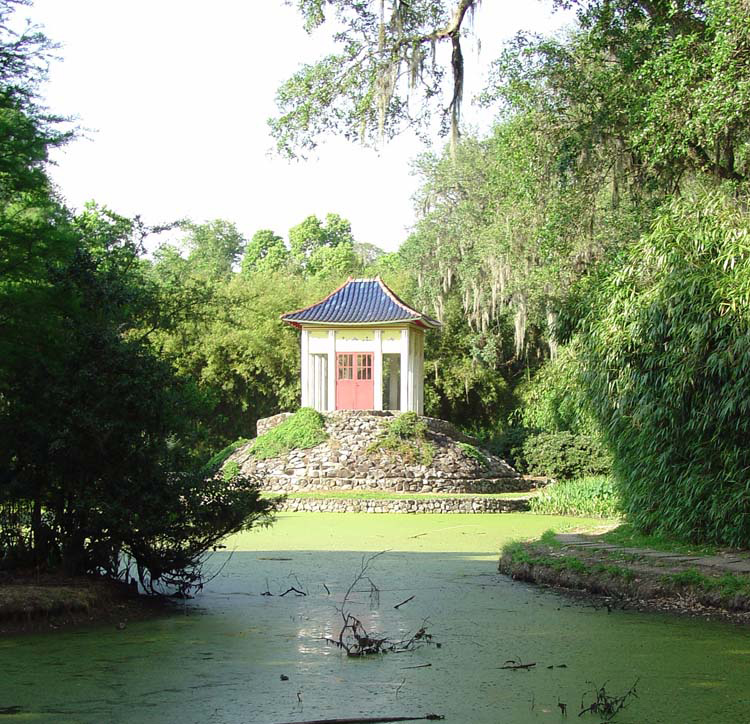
[336,352,374,409]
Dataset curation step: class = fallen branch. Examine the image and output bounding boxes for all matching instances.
[401,663,432,670]
[394,595,415,609]
[273,716,444,724]
[578,679,639,720]
[280,587,307,597]
[327,552,438,657]
[499,659,536,670]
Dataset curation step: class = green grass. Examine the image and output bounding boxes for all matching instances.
[200,438,250,476]
[249,407,328,460]
[262,490,534,501]
[503,541,635,581]
[662,568,750,600]
[539,528,563,547]
[600,523,720,555]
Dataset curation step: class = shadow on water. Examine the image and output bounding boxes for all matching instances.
[3,515,750,723]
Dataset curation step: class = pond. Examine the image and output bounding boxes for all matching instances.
[3,513,750,723]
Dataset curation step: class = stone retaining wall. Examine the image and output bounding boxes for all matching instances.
[232,410,521,495]
[276,496,530,514]
[260,475,533,494]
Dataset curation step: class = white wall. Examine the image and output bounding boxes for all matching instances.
[301,325,427,412]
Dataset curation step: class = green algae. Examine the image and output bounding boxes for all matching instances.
[2,513,749,723]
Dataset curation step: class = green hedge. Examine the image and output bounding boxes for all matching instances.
[523,430,611,479]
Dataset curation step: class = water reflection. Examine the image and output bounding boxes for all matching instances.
[2,518,750,723]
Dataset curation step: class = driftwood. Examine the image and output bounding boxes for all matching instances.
[324,552,437,657]
[273,716,444,724]
[394,595,415,609]
[280,586,307,597]
[578,679,639,719]
[499,659,536,670]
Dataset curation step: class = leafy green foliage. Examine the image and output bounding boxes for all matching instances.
[200,439,250,478]
[457,442,489,467]
[529,477,622,519]
[249,408,328,460]
[485,427,533,472]
[0,2,276,590]
[368,411,436,465]
[577,189,750,546]
[514,342,600,437]
[522,431,611,480]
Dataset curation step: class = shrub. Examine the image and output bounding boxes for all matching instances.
[457,442,489,467]
[522,430,611,479]
[485,427,533,472]
[200,438,250,477]
[249,407,328,460]
[577,190,750,546]
[368,411,435,465]
[529,476,622,518]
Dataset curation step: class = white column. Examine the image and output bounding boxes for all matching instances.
[301,328,310,407]
[400,327,410,411]
[389,356,399,410]
[373,329,383,410]
[327,329,336,411]
[417,331,424,414]
[319,355,328,411]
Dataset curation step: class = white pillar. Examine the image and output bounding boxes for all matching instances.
[327,329,336,411]
[417,331,424,414]
[319,355,328,411]
[400,327,410,411]
[301,329,310,407]
[373,329,383,410]
[389,355,399,410]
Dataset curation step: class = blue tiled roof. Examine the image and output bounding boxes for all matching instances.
[282,278,441,328]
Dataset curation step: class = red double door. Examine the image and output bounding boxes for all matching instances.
[336,353,374,410]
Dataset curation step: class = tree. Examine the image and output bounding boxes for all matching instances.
[288,212,358,274]
[242,228,289,274]
[0,2,275,587]
[183,219,247,278]
[270,0,480,157]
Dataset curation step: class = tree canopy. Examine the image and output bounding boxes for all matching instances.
[270,0,480,157]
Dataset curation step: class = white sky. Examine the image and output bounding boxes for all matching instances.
[21,1,572,252]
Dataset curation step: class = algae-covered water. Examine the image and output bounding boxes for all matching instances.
[3,513,750,723]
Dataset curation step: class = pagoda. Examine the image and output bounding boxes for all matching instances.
[281,277,441,413]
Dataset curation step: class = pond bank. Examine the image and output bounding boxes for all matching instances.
[0,574,172,636]
[499,532,750,624]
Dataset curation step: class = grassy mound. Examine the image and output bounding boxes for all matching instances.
[250,407,328,460]
[367,411,435,464]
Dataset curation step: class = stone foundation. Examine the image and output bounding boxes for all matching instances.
[277,496,530,514]
[230,410,521,497]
